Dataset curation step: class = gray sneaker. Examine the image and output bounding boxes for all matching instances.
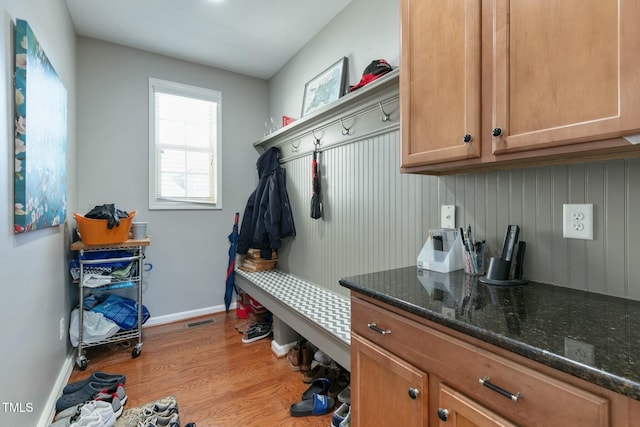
[137,413,180,427]
[142,400,178,418]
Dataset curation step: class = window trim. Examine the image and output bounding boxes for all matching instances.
[148,78,223,210]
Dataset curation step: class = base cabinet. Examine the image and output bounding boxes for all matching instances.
[351,334,428,427]
[351,295,620,426]
[437,384,516,427]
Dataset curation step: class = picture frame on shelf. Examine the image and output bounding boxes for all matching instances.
[301,57,348,117]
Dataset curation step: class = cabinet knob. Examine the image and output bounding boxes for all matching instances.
[437,408,450,421]
[492,127,503,137]
[408,388,419,400]
[463,134,473,143]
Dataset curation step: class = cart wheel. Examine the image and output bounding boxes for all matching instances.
[132,345,142,358]
[76,356,88,371]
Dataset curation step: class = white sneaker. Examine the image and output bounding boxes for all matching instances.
[69,414,103,427]
[79,400,116,427]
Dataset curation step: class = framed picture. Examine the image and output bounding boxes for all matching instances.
[301,57,348,117]
[14,19,68,234]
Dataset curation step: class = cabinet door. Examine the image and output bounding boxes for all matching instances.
[437,384,517,427]
[401,0,482,167]
[492,0,640,154]
[351,334,429,427]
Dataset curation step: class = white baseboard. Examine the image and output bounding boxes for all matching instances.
[271,340,297,358]
[143,302,234,327]
[41,303,233,425]
[38,353,75,427]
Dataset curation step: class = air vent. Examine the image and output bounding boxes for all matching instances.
[186,318,216,329]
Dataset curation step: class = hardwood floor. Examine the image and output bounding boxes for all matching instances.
[66,312,340,426]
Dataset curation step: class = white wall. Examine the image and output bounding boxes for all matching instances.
[268,0,399,122]
[0,0,76,425]
[76,38,267,319]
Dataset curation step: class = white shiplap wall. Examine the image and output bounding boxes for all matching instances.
[277,130,640,301]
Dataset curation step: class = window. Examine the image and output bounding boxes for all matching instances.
[149,78,222,210]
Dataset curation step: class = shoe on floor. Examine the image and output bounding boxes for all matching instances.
[56,382,124,412]
[287,342,302,371]
[328,373,350,398]
[63,372,126,395]
[337,384,351,405]
[54,393,122,422]
[51,400,116,427]
[300,342,312,371]
[241,322,272,343]
[340,410,351,427]
[70,414,103,427]
[314,349,332,365]
[331,403,350,427]
[138,412,180,427]
[302,364,339,384]
[142,400,178,418]
[290,393,335,417]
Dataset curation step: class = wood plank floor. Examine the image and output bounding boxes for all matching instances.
[67,312,339,427]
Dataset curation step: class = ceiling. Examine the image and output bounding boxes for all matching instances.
[65,0,352,80]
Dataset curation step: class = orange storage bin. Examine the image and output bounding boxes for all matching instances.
[73,211,136,245]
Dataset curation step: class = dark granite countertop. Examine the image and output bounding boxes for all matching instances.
[339,266,640,401]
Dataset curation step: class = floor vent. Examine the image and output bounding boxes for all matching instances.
[186,318,217,329]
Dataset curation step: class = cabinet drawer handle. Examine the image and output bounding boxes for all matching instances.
[492,127,503,137]
[479,377,521,401]
[408,387,419,399]
[367,322,391,335]
[463,134,473,143]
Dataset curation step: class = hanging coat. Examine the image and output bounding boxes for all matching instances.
[237,147,296,259]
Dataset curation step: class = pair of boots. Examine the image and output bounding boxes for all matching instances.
[287,341,311,372]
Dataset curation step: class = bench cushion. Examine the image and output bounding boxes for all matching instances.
[235,269,350,345]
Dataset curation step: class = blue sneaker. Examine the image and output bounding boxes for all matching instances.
[332,402,350,427]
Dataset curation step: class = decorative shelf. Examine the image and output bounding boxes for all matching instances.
[254,69,400,162]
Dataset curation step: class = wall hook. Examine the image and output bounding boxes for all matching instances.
[311,129,323,147]
[340,117,353,135]
[379,102,391,122]
[291,139,300,153]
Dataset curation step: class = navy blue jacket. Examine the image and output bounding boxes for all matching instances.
[237,147,296,258]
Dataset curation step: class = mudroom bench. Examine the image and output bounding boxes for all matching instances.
[234,268,351,371]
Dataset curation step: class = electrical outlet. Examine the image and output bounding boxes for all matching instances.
[59,317,65,341]
[564,337,595,366]
[441,205,455,229]
[563,204,593,240]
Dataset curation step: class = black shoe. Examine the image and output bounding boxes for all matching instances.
[241,322,272,343]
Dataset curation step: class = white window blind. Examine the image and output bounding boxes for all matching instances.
[149,78,222,210]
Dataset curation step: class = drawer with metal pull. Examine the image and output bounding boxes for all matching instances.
[351,296,610,427]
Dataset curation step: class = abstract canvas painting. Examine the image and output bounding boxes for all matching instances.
[14,19,67,233]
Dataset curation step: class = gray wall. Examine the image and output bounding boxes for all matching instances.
[0,0,77,425]
[277,131,640,301]
[76,38,267,320]
[269,0,400,124]
[270,0,640,301]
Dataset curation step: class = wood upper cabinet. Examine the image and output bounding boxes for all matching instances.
[351,334,429,427]
[400,0,482,167]
[401,0,640,173]
[492,0,640,155]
